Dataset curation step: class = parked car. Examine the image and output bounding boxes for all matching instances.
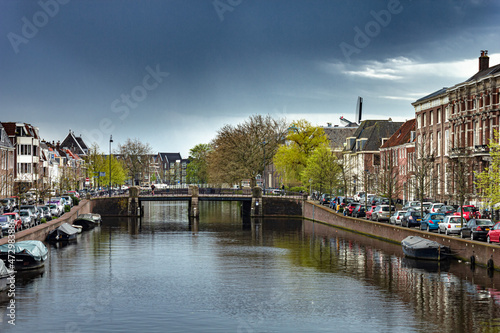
[352,204,366,218]
[67,190,80,198]
[61,195,74,207]
[47,198,65,214]
[390,210,406,225]
[20,205,40,224]
[365,205,377,220]
[47,204,61,217]
[401,211,423,228]
[438,215,466,235]
[345,202,358,216]
[453,205,480,221]
[420,213,446,232]
[319,194,331,206]
[353,192,365,202]
[438,205,456,215]
[403,201,421,210]
[487,222,500,244]
[38,206,52,220]
[19,209,35,229]
[6,198,17,211]
[372,205,391,222]
[422,202,433,213]
[429,203,444,213]
[461,219,494,241]
[0,199,13,213]
[1,212,22,233]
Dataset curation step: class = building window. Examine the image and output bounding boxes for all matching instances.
[436,164,441,194]
[437,109,441,124]
[430,111,433,125]
[445,130,449,155]
[422,113,426,127]
[437,131,441,156]
[417,115,421,130]
[18,144,31,156]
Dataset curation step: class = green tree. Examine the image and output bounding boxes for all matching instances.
[85,143,127,188]
[273,119,329,186]
[476,130,500,209]
[301,145,341,195]
[186,143,211,184]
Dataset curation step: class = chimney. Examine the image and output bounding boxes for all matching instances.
[479,50,489,71]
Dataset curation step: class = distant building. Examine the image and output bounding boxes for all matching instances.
[379,119,416,203]
[0,123,15,197]
[157,152,189,185]
[343,119,404,196]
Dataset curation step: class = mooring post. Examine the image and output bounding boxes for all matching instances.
[189,185,199,218]
[251,186,263,217]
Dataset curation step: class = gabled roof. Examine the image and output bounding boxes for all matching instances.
[347,119,404,152]
[61,130,88,156]
[323,126,358,151]
[380,119,416,149]
[0,123,14,150]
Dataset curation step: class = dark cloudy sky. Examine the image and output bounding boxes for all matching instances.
[1,0,499,157]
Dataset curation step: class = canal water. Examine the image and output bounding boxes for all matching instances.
[2,201,500,332]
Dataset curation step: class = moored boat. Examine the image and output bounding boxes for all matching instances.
[72,216,96,231]
[0,240,49,270]
[0,259,14,291]
[401,236,450,261]
[79,213,102,224]
[46,223,80,242]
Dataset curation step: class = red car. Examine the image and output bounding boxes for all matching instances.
[453,205,480,221]
[2,212,23,232]
[345,202,357,216]
[487,222,500,243]
[365,205,377,220]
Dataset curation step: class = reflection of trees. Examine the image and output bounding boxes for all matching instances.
[275,221,500,332]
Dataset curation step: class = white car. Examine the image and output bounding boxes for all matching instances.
[390,210,407,225]
[438,215,467,235]
[353,192,365,202]
[430,203,444,213]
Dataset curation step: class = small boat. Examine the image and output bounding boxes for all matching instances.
[46,223,80,242]
[71,225,83,233]
[0,259,14,291]
[78,213,102,224]
[401,236,450,261]
[72,216,96,231]
[0,240,48,270]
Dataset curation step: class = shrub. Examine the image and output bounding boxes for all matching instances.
[64,205,71,212]
[70,195,80,206]
[41,218,47,223]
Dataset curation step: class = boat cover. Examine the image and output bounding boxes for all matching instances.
[0,259,12,277]
[401,236,447,250]
[57,223,79,236]
[0,240,48,261]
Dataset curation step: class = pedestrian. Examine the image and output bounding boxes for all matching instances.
[151,184,155,196]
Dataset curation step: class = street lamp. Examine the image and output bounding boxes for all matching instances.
[109,135,113,197]
[262,140,266,195]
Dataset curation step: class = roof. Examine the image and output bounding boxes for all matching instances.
[158,152,182,163]
[380,119,416,149]
[0,123,14,150]
[323,126,358,151]
[347,119,404,152]
[466,63,500,82]
[61,130,88,156]
[413,87,447,104]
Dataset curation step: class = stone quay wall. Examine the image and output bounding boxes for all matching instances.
[0,199,92,245]
[304,201,500,269]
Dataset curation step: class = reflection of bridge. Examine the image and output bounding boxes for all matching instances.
[132,187,306,218]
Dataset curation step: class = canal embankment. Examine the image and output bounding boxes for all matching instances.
[0,199,92,245]
[304,200,500,269]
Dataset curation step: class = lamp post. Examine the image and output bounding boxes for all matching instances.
[262,140,266,195]
[109,135,113,197]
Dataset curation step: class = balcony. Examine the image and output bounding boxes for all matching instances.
[474,145,489,153]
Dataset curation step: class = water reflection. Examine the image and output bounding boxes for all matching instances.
[2,202,500,332]
[304,221,500,332]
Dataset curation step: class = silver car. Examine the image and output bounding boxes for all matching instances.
[19,209,35,229]
[438,215,466,235]
[390,210,407,225]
